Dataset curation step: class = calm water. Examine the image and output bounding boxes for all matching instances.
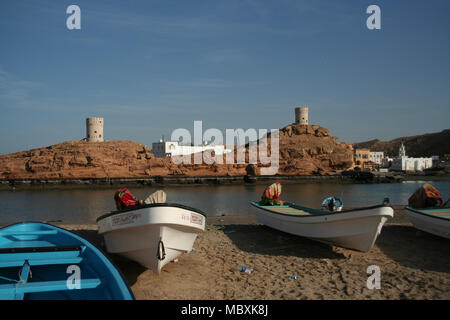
[0,181,449,224]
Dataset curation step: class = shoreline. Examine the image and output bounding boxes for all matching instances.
[2,208,447,300]
[0,205,413,228]
[1,173,448,190]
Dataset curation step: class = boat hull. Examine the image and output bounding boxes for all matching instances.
[97,204,205,274]
[405,207,450,239]
[251,202,393,252]
[0,222,134,300]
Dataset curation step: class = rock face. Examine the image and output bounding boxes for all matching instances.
[0,124,354,179]
[0,141,156,179]
[275,124,354,175]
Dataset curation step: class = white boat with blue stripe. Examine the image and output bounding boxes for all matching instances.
[251,199,393,252]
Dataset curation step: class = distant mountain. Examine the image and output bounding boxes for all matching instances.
[353,129,450,157]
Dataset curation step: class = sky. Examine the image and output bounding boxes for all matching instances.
[0,0,449,154]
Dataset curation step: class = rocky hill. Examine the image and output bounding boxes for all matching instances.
[0,124,354,180]
[268,124,354,175]
[353,129,450,157]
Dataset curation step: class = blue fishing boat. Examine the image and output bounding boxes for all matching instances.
[0,222,134,300]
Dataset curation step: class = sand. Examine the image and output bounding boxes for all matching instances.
[51,206,450,300]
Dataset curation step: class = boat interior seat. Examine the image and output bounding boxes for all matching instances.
[0,244,96,299]
[0,230,58,236]
[261,206,312,215]
[0,245,84,268]
[0,278,102,300]
[0,241,55,248]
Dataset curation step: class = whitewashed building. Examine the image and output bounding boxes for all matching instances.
[390,157,433,171]
[151,140,232,158]
[389,143,433,172]
[369,151,384,165]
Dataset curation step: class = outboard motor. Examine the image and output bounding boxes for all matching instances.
[321,196,343,212]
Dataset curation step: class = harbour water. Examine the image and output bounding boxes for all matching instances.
[0,181,449,224]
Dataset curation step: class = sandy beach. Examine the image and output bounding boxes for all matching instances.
[42,206,449,300]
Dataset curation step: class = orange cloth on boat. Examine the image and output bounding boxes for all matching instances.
[408,183,442,208]
[260,182,283,206]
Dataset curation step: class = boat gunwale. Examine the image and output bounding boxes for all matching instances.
[0,221,135,300]
[405,206,450,222]
[0,245,83,254]
[96,202,207,222]
[250,201,393,218]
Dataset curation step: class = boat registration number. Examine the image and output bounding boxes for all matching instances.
[112,212,142,226]
[190,213,204,226]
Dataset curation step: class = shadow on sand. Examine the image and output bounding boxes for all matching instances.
[69,229,147,287]
[221,224,346,259]
[376,225,450,273]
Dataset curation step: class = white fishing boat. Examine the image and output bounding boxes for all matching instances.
[97,203,206,274]
[405,206,450,239]
[250,199,394,252]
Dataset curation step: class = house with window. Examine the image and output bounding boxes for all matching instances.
[354,148,372,170]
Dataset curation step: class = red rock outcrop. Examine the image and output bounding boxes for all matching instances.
[0,124,354,179]
[276,124,354,175]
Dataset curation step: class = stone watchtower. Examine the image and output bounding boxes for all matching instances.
[86,117,104,142]
[295,106,308,125]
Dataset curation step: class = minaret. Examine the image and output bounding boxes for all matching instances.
[399,143,406,157]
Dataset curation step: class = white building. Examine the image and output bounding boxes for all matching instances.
[389,143,433,172]
[390,157,433,171]
[369,151,384,165]
[151,140,232,158]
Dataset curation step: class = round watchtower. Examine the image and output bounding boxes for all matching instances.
[86,117,104,142]
[295,106,308,125]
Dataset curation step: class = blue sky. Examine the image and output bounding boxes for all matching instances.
[1,0,449,154]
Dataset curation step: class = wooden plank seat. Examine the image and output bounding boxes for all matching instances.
[260,206,312,215]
